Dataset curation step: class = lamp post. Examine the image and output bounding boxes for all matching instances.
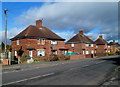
[4,9,8,59]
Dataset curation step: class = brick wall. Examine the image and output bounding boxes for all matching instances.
[70,54,85,60]
[65,43,97,55]
[12,39,65,58]
[86,54,93,58]
[2,59,9,65]
[96,44,107,57]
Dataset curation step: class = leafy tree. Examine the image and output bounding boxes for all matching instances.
[0,42,12,52]
[1,42,5,52]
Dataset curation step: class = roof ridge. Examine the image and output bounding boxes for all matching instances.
[78,33,85,42]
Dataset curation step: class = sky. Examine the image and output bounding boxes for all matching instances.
[0,1,119,44]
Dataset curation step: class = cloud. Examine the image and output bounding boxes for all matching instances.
[56,31,76,41]
[1,27,24,44]
[14,2,118,42]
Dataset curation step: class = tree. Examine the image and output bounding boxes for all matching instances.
[1,42,5,52]
[0,42,12,52]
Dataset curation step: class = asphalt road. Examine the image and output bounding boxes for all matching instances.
[2,55,120,86]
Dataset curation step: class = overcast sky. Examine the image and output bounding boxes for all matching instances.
[1,1,119,44]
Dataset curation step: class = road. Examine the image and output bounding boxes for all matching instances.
[2,55,120,86]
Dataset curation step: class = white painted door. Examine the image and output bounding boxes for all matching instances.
[15,51,17,56]
[29,51,33,58]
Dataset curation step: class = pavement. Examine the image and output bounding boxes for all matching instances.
[1,55,120,86]
[100,65,120,86]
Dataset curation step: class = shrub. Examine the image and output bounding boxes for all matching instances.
[48,54,59,61]
[11,60,18,64]
[20,57,30,63]
[108,52,115,56]
[116,51,120,55]
[17,48,24,57]
[22,54,30,58]
[58,55,70,60]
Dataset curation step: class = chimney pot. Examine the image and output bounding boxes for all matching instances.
[99,35,103,39]
[113,40,115,43]
[79,30,84,35]
[36,20,42,27]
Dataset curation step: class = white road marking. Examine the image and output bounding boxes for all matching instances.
[69,68,76,70]
[83,65,89,67]
[3,73,55,85]
[95,60,106,64]
[2,70,19,74]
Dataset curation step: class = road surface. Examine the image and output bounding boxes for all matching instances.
[2,55,119,86]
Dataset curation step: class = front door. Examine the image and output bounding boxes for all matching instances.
[29,51,33,58]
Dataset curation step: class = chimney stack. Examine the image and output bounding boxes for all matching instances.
[99,35,103,39]
[79,30,84,35]
[36,20,42,27]
[113,40,115,43]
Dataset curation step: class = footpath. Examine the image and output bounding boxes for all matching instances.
[100,66,120,87]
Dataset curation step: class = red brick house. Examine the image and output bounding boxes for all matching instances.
[107,40,119,53]
[10,20,68,58]
[65,30,96,57]
[94,35,108,56]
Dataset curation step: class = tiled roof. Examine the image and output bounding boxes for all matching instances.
[66,30,94,43]
[94,35,108,45]
[108,42,119,46]
[10,20,65,41]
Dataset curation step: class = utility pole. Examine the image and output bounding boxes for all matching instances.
[4,9,8,60]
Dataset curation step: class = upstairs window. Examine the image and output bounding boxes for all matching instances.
[51,40,57,45]
[91,44,94,47]
[38,39,45,45]
[71,43,74,47]
[17,40,19,45]
[86,44,89,47]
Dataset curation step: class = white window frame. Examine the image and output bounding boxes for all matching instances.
[37,49,45,56]
[17,40,19,45]
[86,44,89,47]
[91,44,94,47]
[91,50,94,54]
[86,50,89,54]
[108,46,110,48]
[29,51,33,58]
[38,39,45,45]
[51,40,57,45]
[71,43,74,47]
[52,50,57,55]
[83,50,85,54]
[96,46,98,48]
[106,50,108,52]
[61,51,64,54]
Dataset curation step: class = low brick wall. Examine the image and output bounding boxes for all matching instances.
[86,54,93,58]
[2,59,9,65]
[70,55,85,60]
[96,53,107,57]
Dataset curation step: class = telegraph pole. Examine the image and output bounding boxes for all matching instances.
[4,9,8,59]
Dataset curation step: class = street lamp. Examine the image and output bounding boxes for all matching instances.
[4,9,8,59]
